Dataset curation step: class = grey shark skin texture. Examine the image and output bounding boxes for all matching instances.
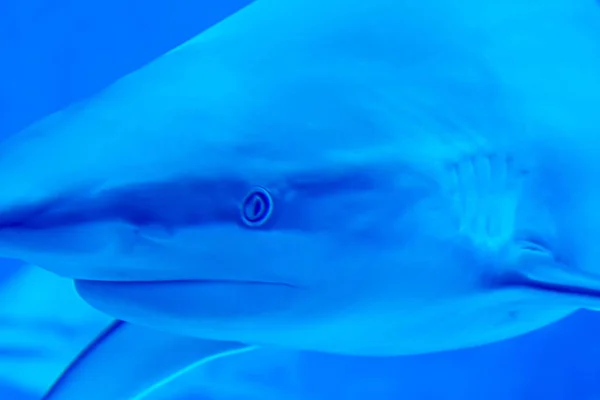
[2,0,600,398]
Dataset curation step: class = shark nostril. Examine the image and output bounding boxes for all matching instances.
[240,187,274,227]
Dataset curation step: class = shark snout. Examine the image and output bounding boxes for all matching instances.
[0,193,146,280]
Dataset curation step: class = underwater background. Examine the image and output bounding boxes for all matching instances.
[1,0,600,399]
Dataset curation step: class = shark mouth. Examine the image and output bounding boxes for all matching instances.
[72,279,303,323]
[74,278,296,288]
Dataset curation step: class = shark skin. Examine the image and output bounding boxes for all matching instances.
[1,0,600,397]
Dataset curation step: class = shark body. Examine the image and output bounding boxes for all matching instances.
[2,0,600,398]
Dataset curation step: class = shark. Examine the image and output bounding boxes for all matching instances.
[2,0,600,398]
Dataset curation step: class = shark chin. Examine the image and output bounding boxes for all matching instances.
[73,279,303,328]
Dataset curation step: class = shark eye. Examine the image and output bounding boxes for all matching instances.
[240,187,274,227]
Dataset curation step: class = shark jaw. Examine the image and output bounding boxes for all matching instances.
[72,279,306,338]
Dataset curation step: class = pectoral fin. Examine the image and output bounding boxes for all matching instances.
[508,247,600,310]
[44,320,256,400]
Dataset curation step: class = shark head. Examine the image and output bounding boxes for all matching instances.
[3,0,600,357]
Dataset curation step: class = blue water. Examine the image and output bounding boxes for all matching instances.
[1,1,600,399]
